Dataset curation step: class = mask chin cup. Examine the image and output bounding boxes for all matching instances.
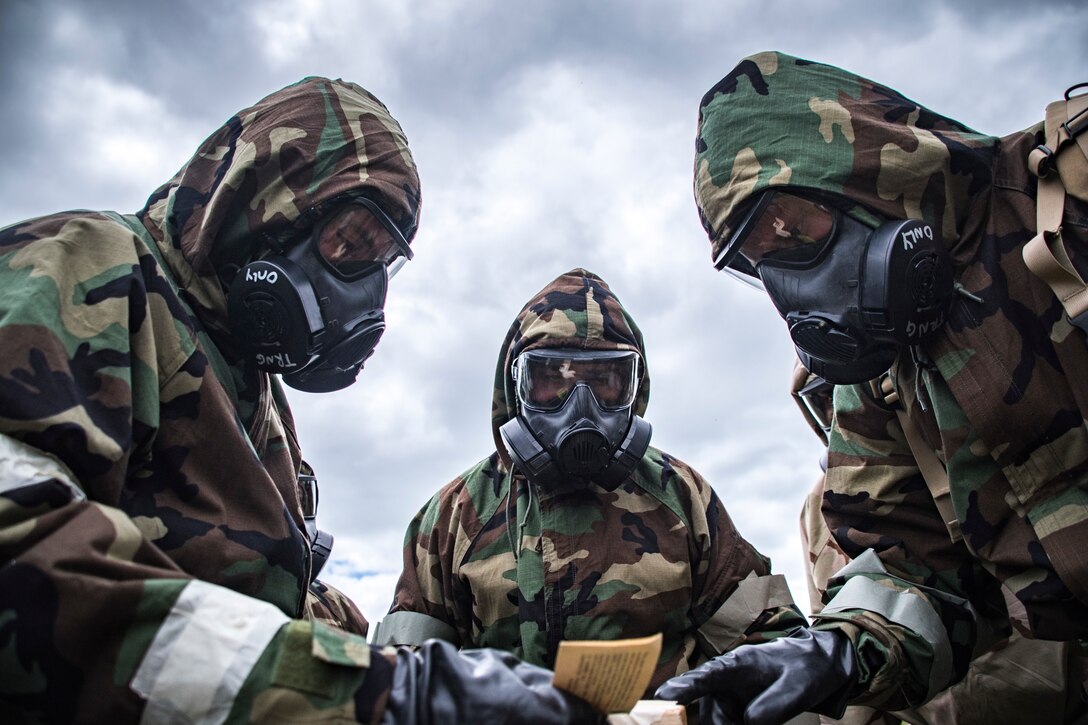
[281,318,385,393]
[498,414,652,492]
[281,362,360,393]
[795,346,897,386]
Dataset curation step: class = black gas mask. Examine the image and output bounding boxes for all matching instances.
[227,196,413,393]
[715,190,954,384]
[499,349,652,491]
[298,467,334,583]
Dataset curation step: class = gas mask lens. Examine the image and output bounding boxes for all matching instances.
[715,192,838,275]
[315,196,413,279]
[515,350,639,412]
[298,472,319,519]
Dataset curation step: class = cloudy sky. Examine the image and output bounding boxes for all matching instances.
[3,0,1085,624]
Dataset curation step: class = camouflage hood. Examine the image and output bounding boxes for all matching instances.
[136,76,421,337]
[491,269,650,465]
[695,51,998,263]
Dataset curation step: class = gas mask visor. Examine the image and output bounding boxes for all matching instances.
[713,189,952,385]
[713,191,839,288]
[513,349,640,413]
[298,468,334,582]
[313,194,414,280]
[229,194,414,393]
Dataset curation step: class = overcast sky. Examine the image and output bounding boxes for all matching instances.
[3,0,1085,624]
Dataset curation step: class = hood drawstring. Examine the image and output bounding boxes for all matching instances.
[908,344,936,413]
[954,282,984,304]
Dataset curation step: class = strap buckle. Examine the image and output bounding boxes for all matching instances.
[1029,144,1056,178]
[1031,83,1088,179]
[1062,81,1088,137]
[1069,308,1088,335]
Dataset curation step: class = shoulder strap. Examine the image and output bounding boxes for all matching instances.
[871,371,963,543]
[1023,85,1088,331]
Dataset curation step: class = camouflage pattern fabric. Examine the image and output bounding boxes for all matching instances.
[696,51,1088,711]
[306,580,371,636]
[389,269,805,694]
[791,361,1081,724]
[695,50,996,263]
[0,77,419,722]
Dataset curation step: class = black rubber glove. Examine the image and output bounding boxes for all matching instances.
[382,640,603,725]
[654,629,859,725]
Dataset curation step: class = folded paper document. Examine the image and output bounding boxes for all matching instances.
[552,632,664,714]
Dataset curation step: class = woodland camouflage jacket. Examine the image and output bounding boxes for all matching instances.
[386,269,804,693]
[790,360,1081,724]
[0,77,420,722]
[696,51,1088,710]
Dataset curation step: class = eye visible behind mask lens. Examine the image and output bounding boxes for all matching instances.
[515,349,640,412]
[715,192,839,279]
[315,196,413,279]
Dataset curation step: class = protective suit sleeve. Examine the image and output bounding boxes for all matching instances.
[0,434,397,722]
[813,382,1001,710]
[695,570,806,659]
[681,466,808,659]
[0,219,391,721]
[384,485,469,646]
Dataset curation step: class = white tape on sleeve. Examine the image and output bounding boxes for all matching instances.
[818,574,954,700]
[696,572,796,655]
[0,432,85,500]
[131,580,290,724]
[370,610,460,646]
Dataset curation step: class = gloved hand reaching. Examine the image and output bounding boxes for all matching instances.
[654,628,860,725]
[383,639,602,724]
